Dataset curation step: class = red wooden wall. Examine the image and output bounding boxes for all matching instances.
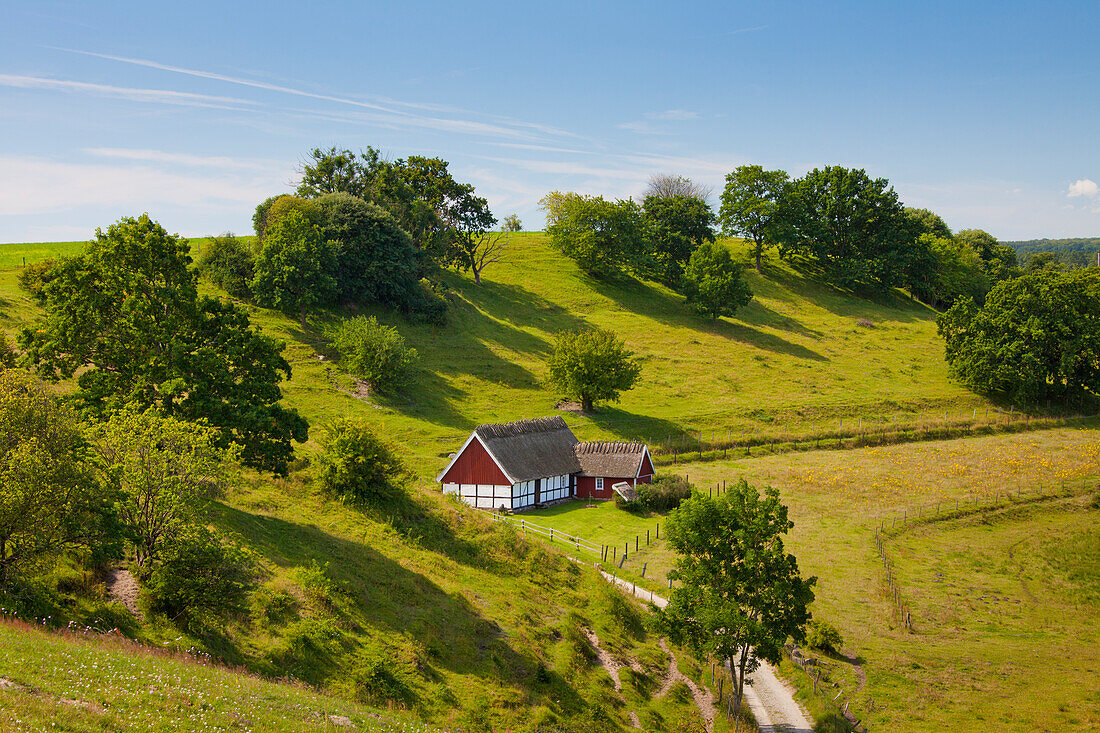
[576,473,652,500]
[439,437,510,485]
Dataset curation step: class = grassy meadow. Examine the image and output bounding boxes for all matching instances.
[2,231,1097,731]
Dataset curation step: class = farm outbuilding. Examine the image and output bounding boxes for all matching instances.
[436,416,654,511]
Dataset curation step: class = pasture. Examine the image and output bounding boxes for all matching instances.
[3,232,1097,731]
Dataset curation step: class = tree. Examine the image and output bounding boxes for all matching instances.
[316,192,420,307]
[140,524,256,631]
[21,215,307,474]
[0,371,119,586]
[461,231,507,285]
[921,233,988,309]
[328,316,418,395]
[502,214,523,232]
[956,229,1021,285]
[296,146,377,199]
[719,165,790,272]
[538,191,586,228]
[937,269,1100,406]
[196,232,254,299]
[91,406,232,567]
[642,194,716,287]
[645,174,712,201]
[657,481,815,721]
[680,241,753,319]
[317,420,404,502]
[904,207,953,239]
[446,190,499,283]
[545,195,648,279]
[547,329,641,411]
[252,209,337,328]
[780,166,918,291]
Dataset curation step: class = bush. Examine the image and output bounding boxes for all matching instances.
[349,642,415,707]
[405,278,450,326]
[0,331,14,369]
[680,240,753,318]
[140,525,256,631]
[328,316,418,394]
[196,233,254,299]
[637,475,693,512]
[17,259,58,303]
[805,618,843,653]
[316,420,404,502]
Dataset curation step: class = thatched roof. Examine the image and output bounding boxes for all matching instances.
[574,441,648,478]
[474,416,580,483]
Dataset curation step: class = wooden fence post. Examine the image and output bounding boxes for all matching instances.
[642,562,647,578]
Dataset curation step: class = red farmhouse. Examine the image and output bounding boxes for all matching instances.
[436,416,655,511]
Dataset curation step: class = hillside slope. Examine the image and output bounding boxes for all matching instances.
[204,232,993,482]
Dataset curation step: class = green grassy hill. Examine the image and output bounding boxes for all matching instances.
[193,232,992,482]
[0,231,1080,732]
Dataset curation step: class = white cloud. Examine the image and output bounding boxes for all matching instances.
[644,110,699,121]
[0,155,284,218]
[83,148,282,171]
[616,121,672,136]
[0,73,257,110]
[1067,178,1098,198]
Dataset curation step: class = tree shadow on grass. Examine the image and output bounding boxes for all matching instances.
[212,503,582,709]
[577,406,685,445]
[772,257,934,324]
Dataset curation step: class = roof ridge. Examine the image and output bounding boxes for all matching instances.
[574,440,646,454]
[475,415,571,441]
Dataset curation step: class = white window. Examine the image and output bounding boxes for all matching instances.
[596,478,604,491]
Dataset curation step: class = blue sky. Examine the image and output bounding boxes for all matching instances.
[1,0,1097,242]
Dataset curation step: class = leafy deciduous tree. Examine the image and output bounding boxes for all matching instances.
[0,372,119,586]
[252,209,337,328]
[547,329,641,412]
[196,232,254,299]
[502,214,523,232]
[91,406,232,567]
[642,194,716,287]
[657,480,815,721]
[545,195,648,279]
[680,241,754,319]
[780,166,918,291]
[21,215,307,474]
[719,165,790,272]
[316,192,420,306]
[937,269,1100,406]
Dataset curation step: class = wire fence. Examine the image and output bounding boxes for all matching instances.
[872,473,1097,633]
[651,410,1097,466]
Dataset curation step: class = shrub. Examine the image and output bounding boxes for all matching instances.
[17,259,58,303]
[405,278,449,326]
[680,240,753,318]
[328,316,418,394]
[196,233,254,299]
[637,475,693,512]
[0,331,14,369]
[140,525,256,631]
[349,642,415,707]
[805,618,843,653]
[316,420,404,502]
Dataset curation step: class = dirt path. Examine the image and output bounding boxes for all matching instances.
[600,570,813,733]
[106,568,142,620]
[735,659,813,733]
[657,638,716,733]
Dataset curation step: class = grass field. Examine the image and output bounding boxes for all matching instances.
[2,232,1095,731]
[0,618,437,732]
[1,232,998,482]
